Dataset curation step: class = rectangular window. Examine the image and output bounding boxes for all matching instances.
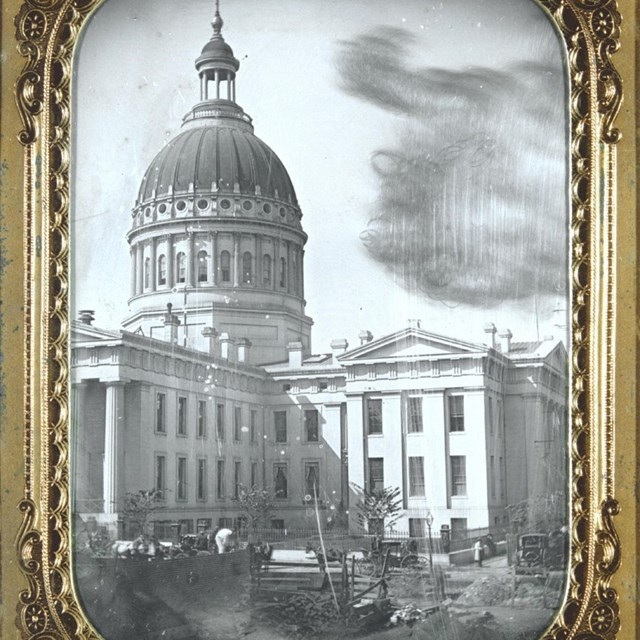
[155,455,166,499]
[448,395,465,432]
[408,396,423,433]
[368,457,384,493]
[499,456,504,499]
[367,398,383,435]
[274,410,287,443]
[177,456,187,501]
[450,455,467,496]
[251,461,258,489]
[234,461,242,498]
[250,409,257,442]
[216,460,226,499]
[218,517,233,529]
[216,403,225,441]
[197,458,207,501]
[274,463,288,499]
[197,518,212,532]
[304,462,320,499]
[197,400,207,438]
[408,456,425,496]
[304,409,319,442]
[177,396,187,436]
[409,518,425,538]
[156,393,166,433]
[234,406,242,441]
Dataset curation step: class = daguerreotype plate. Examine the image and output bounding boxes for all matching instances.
[0,0,637,639]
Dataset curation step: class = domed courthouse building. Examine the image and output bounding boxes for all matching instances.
[72,8,567,541]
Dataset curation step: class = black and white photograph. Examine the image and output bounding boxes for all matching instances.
[70,0,570,638]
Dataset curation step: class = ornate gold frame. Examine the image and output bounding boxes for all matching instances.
[0,0,637,638]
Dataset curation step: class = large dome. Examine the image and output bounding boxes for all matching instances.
[137,123,299,206]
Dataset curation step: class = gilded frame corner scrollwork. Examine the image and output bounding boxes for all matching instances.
[9,0,627,638]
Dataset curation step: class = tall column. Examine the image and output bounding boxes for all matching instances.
[211,232,218,285]
[274,239,280,290]
[130,249,136,297]
[233,233,240,287]
[201,74,208,100]
[231,77,236,102]
[300,248,305,301]
[166,236,174,288]
[256,235,262,288]
[215,70,220,99]
[72,382,88,511]
[103,381,126,515]
[136,244,144,295]
[286,241,292,294]
[187,232,196,287]
[150,238,157,292]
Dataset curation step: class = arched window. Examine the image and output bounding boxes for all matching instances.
[157,255,167,286]
[144,257,150,289]
[176,252,186,284]
[263,254,272,286]
[220,250,231,283]
[242,251,253,284]
[279,257,287,288]
[197,250,208,283]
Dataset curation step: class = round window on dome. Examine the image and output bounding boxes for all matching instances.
[197,199,209,210]
[158,203,167,214]
[220,199,232,210]
[242,200,253,211]
[176,200,187,212]
[279,207,286,217]
[263,203,272,214]
[145,206,152,217]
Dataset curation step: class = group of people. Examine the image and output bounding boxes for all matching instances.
[112,526,240,560]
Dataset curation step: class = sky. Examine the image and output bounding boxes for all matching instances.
[71,0,570,353]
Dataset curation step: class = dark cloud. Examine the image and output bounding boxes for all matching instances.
[336,27,568,306]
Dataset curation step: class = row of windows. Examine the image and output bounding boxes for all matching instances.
[366,395,502,435]
[368,455,468,498]
[155,394,320,443]
[154,456,321,503]
[141,251,299,290]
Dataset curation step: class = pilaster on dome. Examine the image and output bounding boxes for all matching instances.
[195,0,240,102]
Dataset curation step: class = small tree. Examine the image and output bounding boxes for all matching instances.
[231,484,275,533]
[121,489,162,538]
[355,486,402,537]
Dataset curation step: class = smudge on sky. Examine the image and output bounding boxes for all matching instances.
[336,25,568,307]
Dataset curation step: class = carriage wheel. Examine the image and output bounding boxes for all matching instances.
[355,557,376,577]
[400,554,429,570]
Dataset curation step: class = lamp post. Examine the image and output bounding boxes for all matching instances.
[426,511,434,571]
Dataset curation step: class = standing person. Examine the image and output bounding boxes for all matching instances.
[215,527,237,553]
[473,539,483,567]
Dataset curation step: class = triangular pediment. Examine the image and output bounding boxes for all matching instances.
[71,321,122,344]
[339,328,486,363]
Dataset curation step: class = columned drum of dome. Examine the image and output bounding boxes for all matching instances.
[123,6,312,364]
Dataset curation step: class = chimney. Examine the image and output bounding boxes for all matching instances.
[78,309,95,325]
[236,338,252,364]
[202,326,219,357]
[163,303,180,345]
[287,341,303,368]
[499,329,513,353]
[358,330,373,346]
[408,319,422,329]
[483,322,497,349]
[219,333,234,361]
[330,339,349,363]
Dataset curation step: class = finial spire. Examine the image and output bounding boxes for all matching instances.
[212,0,223,37]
